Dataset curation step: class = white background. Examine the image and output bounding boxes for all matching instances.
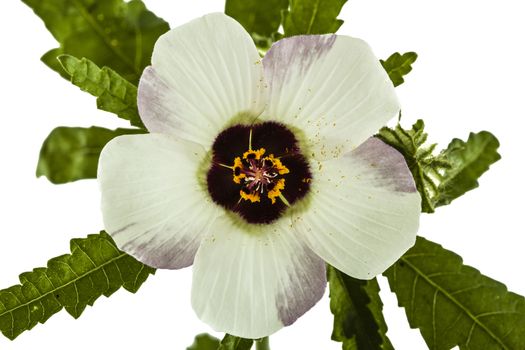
[0,0,524,349]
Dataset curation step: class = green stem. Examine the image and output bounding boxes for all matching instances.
[256,337,270,350]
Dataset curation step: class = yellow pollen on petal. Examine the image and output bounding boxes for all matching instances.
[232,157,245,184]
[267,154,290,175]
[243,148,266,160]
[268,179,285,204]
[240,190,261,203]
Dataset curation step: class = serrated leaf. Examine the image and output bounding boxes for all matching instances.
[283,0,347,37]
[187,333,221,350]
[36,126,144,184]
[380,52,418,87]
[218,334,254,350]
[225,0,288,49]
[328,266,394,350]
[0,231,155,340]
[384,237,525,350]
[22,0,169,84]
[378,122,501,213]
[436,132,500,207]
[377,120,449,213]
[58,55,144,128]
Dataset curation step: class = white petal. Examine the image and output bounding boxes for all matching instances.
[293,138,420,279]
[262,35,400,160]
[191,216,326,338]
[98,133,219,269]
[138,13,266,147]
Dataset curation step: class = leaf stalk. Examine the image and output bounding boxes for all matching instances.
[256,337,270,350]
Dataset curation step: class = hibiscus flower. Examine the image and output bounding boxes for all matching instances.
[98,13,420,339]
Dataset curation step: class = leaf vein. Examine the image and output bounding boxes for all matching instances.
[402,258,511,349]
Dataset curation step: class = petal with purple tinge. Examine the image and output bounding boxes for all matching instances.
[138,13,267,147]
[293,138,421,280]
[262,35,400,161]
[98,133,220,269]
[191,216,326,339]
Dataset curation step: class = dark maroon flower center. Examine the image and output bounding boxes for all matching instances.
[207,122,311,224]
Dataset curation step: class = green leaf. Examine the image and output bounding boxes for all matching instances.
[36,126,144,184]
[380,52,418,87]
[218,334,254,350]
[377,121,501,212]
[58,55,144,128]
[0,231,155,340]
[384,237,525,350]
[22,0,169,84]
[328,266,394,350]
[225,0,288,49]
[283,0,347,37]
[377,120,450,213]
[187,333,221,350]
[436,131,500,207]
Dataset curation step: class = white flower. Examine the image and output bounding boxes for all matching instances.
[98,13,421,339]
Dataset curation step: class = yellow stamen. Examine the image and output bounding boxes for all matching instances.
[268,179,285,204]
[232,157,245,184]
[243,148,266,160]
[240,190,261,203]
[266,154,290,175]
